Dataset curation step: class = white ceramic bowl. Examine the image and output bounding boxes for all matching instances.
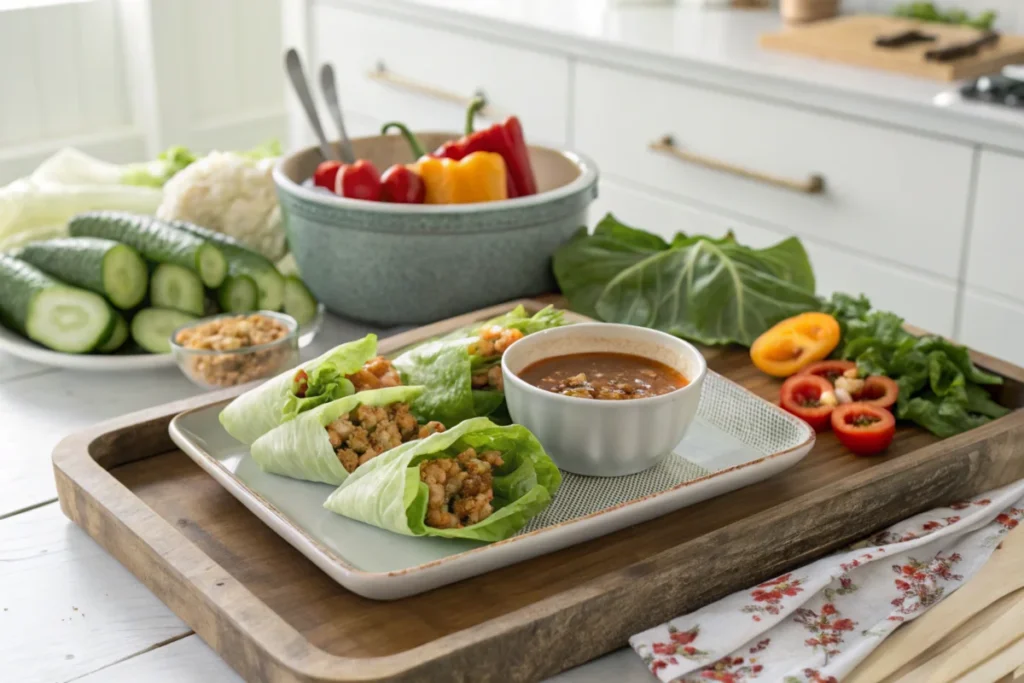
[502,323,707,477]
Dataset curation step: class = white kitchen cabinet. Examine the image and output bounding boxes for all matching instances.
[965,149,1024,302]
[574,62,974,280]
[591,179,958,336]
[311,4,570,148]
[959,288,1024,366]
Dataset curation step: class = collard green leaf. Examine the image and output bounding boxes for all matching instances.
[591,237,820,346]
[552,216,669,319]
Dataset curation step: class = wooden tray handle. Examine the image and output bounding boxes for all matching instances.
[649,134,826,195]
[367,62,500,118]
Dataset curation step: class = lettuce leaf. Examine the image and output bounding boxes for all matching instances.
[219,334,377,444]
[322,417,561,542]
[824,293,1009,438]
[250,385,423,485]
[393,306,565,427]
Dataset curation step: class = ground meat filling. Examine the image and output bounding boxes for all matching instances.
[468,326,523,390]
[419,448,505,529]
[326,402,445,473]
[346,356,402,391]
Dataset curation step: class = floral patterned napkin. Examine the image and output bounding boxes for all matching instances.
[630,479,1024,683]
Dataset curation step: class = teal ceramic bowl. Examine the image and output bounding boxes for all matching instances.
[274,132,599,325]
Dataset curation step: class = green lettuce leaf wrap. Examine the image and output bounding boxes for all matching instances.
[219,334,377,445]
[250,385,425,485]
[393,306,564,427]
[323,417,561,542]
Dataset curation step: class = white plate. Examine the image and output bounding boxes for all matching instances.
[169,371,815,600]
[0,304,326,371]
[0,324,176,371]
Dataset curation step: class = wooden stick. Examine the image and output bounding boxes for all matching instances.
[847,526,1024,683]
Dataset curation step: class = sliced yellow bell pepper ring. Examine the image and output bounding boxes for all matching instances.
[750,312,841,378]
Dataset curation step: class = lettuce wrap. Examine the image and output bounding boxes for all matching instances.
[250,385,425,485]
[393,306,565,427]
[322,417,561,542]
[219,334,377,445]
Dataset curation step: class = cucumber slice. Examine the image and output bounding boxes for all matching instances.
[97,313,128,353]
[218,274,258,313]
[131,308,197,354]
[68,211,227,288]
[168,221,285,310]
[150,263,205,316]
[0,254,113,353]
[17,237,148,310]
[282,275,319,325]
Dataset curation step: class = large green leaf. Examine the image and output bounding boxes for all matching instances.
[552,215,669,319]
[591,236,820,346]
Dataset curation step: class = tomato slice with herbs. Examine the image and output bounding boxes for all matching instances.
[780,374,835,432]
[831,403,895,456]
[797,360,857,384]
[854,375,899,411]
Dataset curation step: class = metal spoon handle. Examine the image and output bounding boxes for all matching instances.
[284,48,336,162]
[320,63,356,164]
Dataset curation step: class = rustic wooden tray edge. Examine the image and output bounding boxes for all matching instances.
[52,300,1024,683]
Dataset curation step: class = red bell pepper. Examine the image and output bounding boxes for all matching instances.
[335,160,382,201]
[433,98,538,199]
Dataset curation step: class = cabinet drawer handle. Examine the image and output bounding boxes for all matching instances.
[648,135,825,195]
[368,62,499,117]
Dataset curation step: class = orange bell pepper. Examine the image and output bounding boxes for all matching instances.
[750,312,841,378]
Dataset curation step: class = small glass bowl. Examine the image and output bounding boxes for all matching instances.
[169,310,300,390]
[297,303,326,349]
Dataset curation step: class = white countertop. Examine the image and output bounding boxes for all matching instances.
[334,0,1024,152]
[0,315,654,683]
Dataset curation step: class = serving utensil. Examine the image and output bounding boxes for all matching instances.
[319,63,356,164]
[284,48,336,162]
[847,524,1024,683]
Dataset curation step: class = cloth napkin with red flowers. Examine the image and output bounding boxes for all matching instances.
[629,479,1024,683]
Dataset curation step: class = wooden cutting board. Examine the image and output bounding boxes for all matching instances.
[52,300,1024,682]
[760,15,1024,81]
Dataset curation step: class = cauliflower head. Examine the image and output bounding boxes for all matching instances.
[157,152,286,261]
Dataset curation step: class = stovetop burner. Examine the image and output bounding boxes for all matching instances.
[960,73,1024,108]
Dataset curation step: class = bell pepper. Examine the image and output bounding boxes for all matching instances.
[433,98,537,199]
[382,122,507,204]
[750,312,841,378]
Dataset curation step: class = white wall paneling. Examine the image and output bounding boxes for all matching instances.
[0,0,286,184]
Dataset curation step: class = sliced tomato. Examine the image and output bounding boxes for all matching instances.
[831,403,895,456]
[313,161,342,191]
[854,375,899,411]
[798,360,857,384]
[780,374,835,432]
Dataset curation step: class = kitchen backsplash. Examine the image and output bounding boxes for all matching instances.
[842,0,1022,31]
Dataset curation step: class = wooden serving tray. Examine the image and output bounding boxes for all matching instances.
[53,300,1024,682]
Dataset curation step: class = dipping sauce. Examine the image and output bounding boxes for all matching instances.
[518,352,688,400]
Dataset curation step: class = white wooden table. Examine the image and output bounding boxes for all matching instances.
[0,314,653,683]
